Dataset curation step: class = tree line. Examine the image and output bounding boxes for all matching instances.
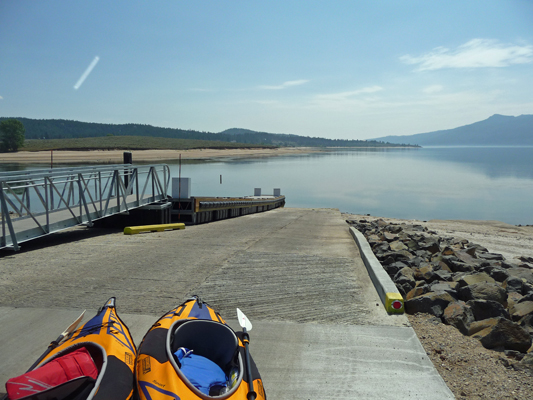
[0,117,416,151]
[0,119,25,152]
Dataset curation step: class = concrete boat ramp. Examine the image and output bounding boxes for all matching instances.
[0,208,454,399]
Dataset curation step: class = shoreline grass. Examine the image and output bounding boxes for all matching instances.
[20,136,277,152]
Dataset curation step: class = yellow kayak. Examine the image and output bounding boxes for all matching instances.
[4,298,136,400]
[136,296,266,400]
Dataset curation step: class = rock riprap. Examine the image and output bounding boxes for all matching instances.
[347,218,533,362]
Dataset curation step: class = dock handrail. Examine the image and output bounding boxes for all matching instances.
[1,164,170,250]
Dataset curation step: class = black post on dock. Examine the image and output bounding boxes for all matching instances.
[124,151,132,190]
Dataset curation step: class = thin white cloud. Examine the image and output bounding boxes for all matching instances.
[0,95,3,100]
[422,85,444,94]
[401,39,533,71]
[307,86,384,112]
[259,79,309,90]
[314,86,383,101]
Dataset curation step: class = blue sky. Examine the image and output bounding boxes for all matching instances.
[1,1,532,140]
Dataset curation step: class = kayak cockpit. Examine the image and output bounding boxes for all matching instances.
[167,319,244,399]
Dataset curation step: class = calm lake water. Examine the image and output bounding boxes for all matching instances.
[2,147,532,225]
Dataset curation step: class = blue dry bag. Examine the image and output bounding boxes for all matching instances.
[175,347,227,395]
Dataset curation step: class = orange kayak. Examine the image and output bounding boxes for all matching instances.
[4,298,136,400]
[136,296,266,400]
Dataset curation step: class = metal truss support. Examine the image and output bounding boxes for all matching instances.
[0,164,170,251]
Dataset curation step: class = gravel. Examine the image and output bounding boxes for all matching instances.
[410,313,533,400]
[344,214,533,399]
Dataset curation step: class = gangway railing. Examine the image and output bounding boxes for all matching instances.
[1,164,170,250]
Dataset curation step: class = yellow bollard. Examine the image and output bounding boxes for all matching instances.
[124,223,185,235]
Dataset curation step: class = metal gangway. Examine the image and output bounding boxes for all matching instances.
[1,164,170,251]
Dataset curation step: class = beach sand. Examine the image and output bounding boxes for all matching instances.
[0,147,323,164]
[343,214,533,261]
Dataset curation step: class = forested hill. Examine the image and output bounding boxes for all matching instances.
[217,128,413,147]
[0,117,415,148]
[373,114,533,146]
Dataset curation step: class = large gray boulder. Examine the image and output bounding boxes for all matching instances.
[405,291,456,317]
[430,281,459,296]
[434,269,453,281]
[414,264,439,283]
[383,261,408,277]
[518,292,533,303]
[518,314,533,335]
[405,283,430,300]
[507,268,533,285]
[389,240,407,251]
[453,249,478,265]
[503,277,524,294]
[383,231,399,242]
[477,252,505,261]
[393,267,416,287]
[480,266,510,282]
[508,301,533,322]
[466,299,510,321]
[420,240,440,255]
[443,301,474,334]
[457,272,495,287]
[471,317,532,352]
[393,266,416,295]
[458,282,507,305]
[467,243,489,254]
[407,256,426,268]
[440,256,475,273]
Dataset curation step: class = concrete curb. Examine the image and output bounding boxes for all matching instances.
[349,227,404,314]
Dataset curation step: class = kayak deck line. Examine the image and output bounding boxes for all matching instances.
[124,222,185,235]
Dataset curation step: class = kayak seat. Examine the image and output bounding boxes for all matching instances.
[171,320,239,371]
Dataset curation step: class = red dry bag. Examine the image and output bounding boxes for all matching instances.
[6,347,98,400]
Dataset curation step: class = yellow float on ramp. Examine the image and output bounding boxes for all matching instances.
[124,223,185,235]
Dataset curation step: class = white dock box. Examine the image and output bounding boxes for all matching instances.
[172,177,191,199]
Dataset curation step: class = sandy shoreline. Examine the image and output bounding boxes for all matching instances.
[3,148,532,259]
[0,147,324,164]
[341,215,533,399]
[343,213,533,262]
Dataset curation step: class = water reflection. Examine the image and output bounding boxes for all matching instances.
[408,147,533,180]
[1,147,532,224]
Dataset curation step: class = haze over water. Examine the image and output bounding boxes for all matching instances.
[2,147,532,225]
[169,146,533,225]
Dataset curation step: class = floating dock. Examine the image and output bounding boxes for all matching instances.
[161,178,286,225]
[0,163,284,250]
[170,194,286,225]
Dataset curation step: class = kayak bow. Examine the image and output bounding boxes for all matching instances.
[136,296,266,400]
[4,298,136,400]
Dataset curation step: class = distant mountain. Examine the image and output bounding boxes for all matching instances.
[0,118,415,148]
[373,114,533,146]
